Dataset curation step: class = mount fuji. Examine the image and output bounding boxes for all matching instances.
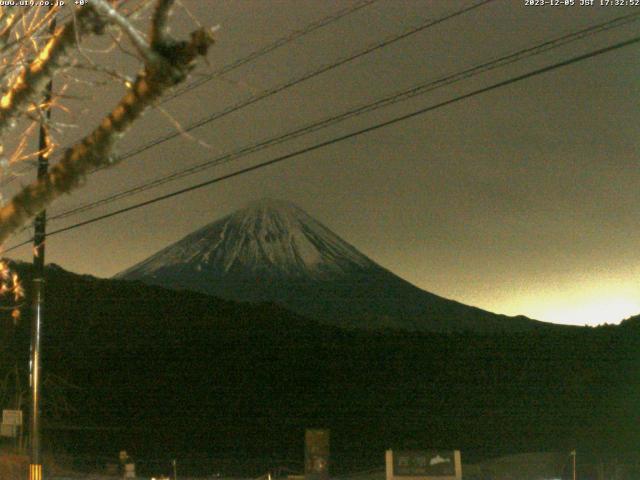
[116,199,549,332]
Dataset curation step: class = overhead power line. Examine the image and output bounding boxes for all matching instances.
[4,33,639,254]
[160,0,380,104]
[47,11,640,222]
[0,0,378,187]
[0,0,493,194]
[89,0,494,172]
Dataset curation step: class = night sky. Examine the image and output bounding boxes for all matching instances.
[4,0,639,326]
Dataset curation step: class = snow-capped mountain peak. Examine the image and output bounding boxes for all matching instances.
[118,199,377,281]
[117,199,547,333]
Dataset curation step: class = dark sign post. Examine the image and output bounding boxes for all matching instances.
[305,429,330,480]
[386,450,462,480]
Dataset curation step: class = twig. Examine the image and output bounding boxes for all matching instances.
[89,0,157,64]
[0,7,106,141]
[0,15,216,243]
[151,0,175,47]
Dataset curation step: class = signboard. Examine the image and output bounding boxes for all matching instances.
[305,429,330,480]
[386,450,462,480]
[124,462,136,479]
[2,409,22,426]
[0,423,18,438]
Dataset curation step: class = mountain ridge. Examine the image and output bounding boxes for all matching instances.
[116,199,554,333]
[117,198,379,280]
[2,259,635,475]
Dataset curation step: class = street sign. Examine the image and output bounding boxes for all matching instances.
[386,450,462,480]
[0,423,18,438]
[305,429,330,480]
[124,462,136,479]
[2,409,23,426]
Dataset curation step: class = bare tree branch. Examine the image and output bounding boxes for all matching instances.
[151,0,175,47]
[0,10,28,50]
[0,7,106,142]
[0,8,216,244]
[89,0,157,64]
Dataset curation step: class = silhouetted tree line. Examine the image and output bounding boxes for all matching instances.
[1,262,638,476]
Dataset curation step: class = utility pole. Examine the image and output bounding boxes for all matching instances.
[29,7,56,480]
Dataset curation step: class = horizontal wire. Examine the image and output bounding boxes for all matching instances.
[5,33,639,254]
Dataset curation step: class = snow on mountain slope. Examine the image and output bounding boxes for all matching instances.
[118,199,377,279]
[117,199,549,332]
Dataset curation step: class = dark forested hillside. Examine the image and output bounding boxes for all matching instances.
[2,262,638,476]
[116,199,551,334]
